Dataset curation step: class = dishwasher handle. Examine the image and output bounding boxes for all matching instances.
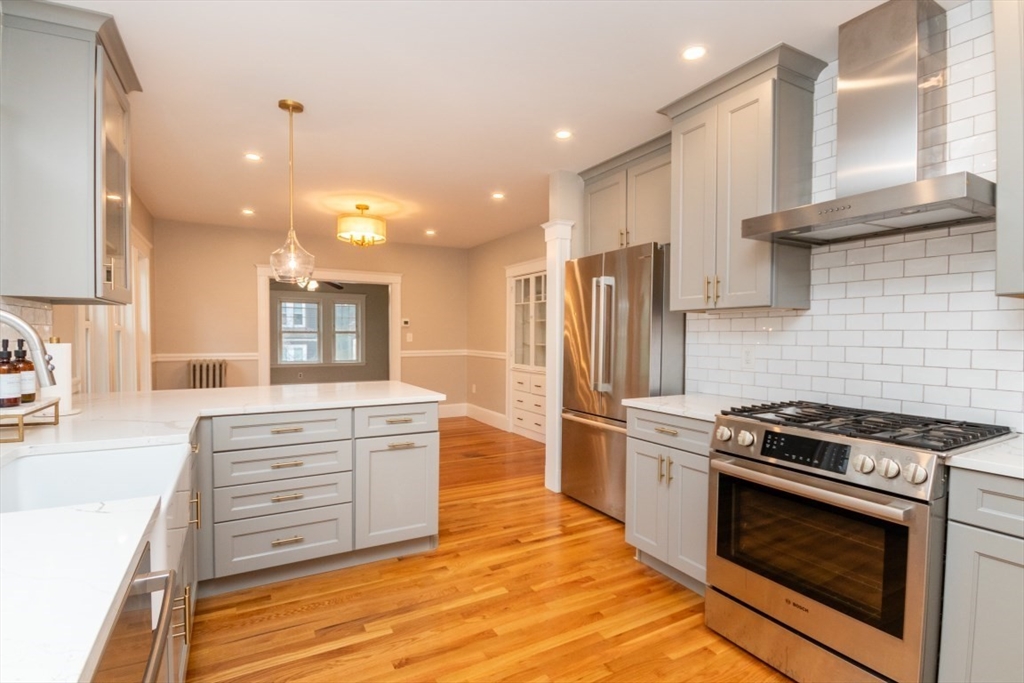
[135,569,175,683]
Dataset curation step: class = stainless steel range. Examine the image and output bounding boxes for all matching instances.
[705,401,1013,683]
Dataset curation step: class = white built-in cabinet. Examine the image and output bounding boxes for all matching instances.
[994,0,1024,297]
[0,1,141,304]
[507,261,547,443]
[582,135,671,255]
[625,408,712,590]
[939,468,1024,683]
[659,45,825,312]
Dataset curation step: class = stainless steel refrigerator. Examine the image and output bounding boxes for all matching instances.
[561,242,684,521]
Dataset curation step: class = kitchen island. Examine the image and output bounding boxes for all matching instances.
[0,381,445,683]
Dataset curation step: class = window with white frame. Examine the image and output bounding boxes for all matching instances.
[275,293,365,366]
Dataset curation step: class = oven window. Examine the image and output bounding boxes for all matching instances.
[717,474,908,637]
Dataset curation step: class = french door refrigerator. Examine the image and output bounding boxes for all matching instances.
[561,242,684,521]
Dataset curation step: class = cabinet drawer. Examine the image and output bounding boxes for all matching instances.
[212,441,352,488]
[510,370,532,392]
[213,504,353,577]
[950,469,1024,538]
[353,403,438,438]
[513,407,546,433]
[511,389,545,415]
[627,408,711,454]
[213,472,353,523]
[212,409,351,451]
[529,374,546,395]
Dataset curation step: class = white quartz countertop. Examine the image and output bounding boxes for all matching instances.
[1,381,446,464]
[622,393,744,423]
[0,381,445,682]
[0,497,160,683]
[945,433,1024,480]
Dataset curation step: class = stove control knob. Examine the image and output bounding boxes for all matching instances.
[736,430,756,448]
[904,463,929,485]
[878,458,901,479]
[852,454,876,474]
[715,426,733,442]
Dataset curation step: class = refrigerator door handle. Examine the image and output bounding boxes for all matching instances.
[596,276,614,393]
[589,277,600,391]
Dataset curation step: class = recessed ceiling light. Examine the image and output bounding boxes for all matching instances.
[492,192,505,200]
[425,229,436,236]
[682,45,707,61]
[244,152,262,161]
[241,208,255,216]
[555,130,572,140]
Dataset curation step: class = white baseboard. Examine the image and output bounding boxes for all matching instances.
[438,402,468,418]
[466,404,510,431]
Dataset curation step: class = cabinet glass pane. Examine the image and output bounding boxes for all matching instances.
[533,274,546,368]
[102,69,129,294]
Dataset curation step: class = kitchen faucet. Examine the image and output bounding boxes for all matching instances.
[0,309,57,387]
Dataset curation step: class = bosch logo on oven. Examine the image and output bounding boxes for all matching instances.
[785,597,810,614]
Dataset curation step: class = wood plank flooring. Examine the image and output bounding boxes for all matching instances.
[186,417,787,683]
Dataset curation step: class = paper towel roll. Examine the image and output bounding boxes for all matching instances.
[40,342,76,416]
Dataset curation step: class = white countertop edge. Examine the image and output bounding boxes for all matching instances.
[622,393,744,423]
[945,434,1024,480]
[0,496,160,683]
[193,393,445,417]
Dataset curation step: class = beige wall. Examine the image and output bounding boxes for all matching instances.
[151,219,469,399]
[465,226,545,414]
[131,191,154,246]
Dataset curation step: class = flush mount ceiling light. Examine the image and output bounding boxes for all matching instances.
[555,130,572,140]
[425,229,436,237]
[269,99,315,283]
[682,45,707,61]
[241,208,255,216]
[244,152,262,161]
[337,204,386,247]
[492,192,505,200]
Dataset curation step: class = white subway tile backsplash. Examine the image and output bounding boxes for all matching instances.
[905,256,949,277]
[684,13,1020,428]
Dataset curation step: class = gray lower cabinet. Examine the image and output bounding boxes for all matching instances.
[625,409,711,585]
[205,409,355,578]
[197,403,440,583]
[939,468,1024,683]
[353,404,440,549]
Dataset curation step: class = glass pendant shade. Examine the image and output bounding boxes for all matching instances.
[270,99,316,282]
[337,204,387,246]
[270,229,315,283]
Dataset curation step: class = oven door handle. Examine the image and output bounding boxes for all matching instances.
[712,458,912,523]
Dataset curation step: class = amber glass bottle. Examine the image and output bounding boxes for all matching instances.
[14,340,36,403]
[0,340,21,408]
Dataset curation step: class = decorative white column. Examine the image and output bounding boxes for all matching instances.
[543,170,584,492]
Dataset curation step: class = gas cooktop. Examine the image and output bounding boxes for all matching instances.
[722,401,1012,453]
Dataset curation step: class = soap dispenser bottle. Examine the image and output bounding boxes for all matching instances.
[0,340,21,408]
[14,340,35,403]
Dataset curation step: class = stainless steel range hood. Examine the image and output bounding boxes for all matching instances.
[743,0,997,247]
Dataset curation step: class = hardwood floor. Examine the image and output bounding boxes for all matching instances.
[186,417,787,682]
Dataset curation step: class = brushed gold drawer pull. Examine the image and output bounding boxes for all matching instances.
[714,275,721,303]
[704,276,711,304]
[172,585,192,644]
[385,417,413,424]
[270,460,304,469]
[666,456,674,484]
[658,454,665,483]
[271,426,304,434]
[271,492,305,503]
[271,535,305,547]
[388,441,417,449]
[189,491,202,529]
[654,426,679,436]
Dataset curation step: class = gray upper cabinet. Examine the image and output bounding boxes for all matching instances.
[581,135,671,255]
[660,45,825,312]
[0,1,142,304]
[994,0,1023,297]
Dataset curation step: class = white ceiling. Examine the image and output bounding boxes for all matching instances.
[54,0,916,249]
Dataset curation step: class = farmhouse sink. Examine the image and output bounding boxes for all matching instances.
[0,443,189,514]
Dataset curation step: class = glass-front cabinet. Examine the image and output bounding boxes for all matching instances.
[513,272,546,369]
[0,2,140,304]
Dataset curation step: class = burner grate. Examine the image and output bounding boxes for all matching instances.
[723,401,1011,452]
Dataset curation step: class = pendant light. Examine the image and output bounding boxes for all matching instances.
[337,204,387,247]
[270,99,315,283]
